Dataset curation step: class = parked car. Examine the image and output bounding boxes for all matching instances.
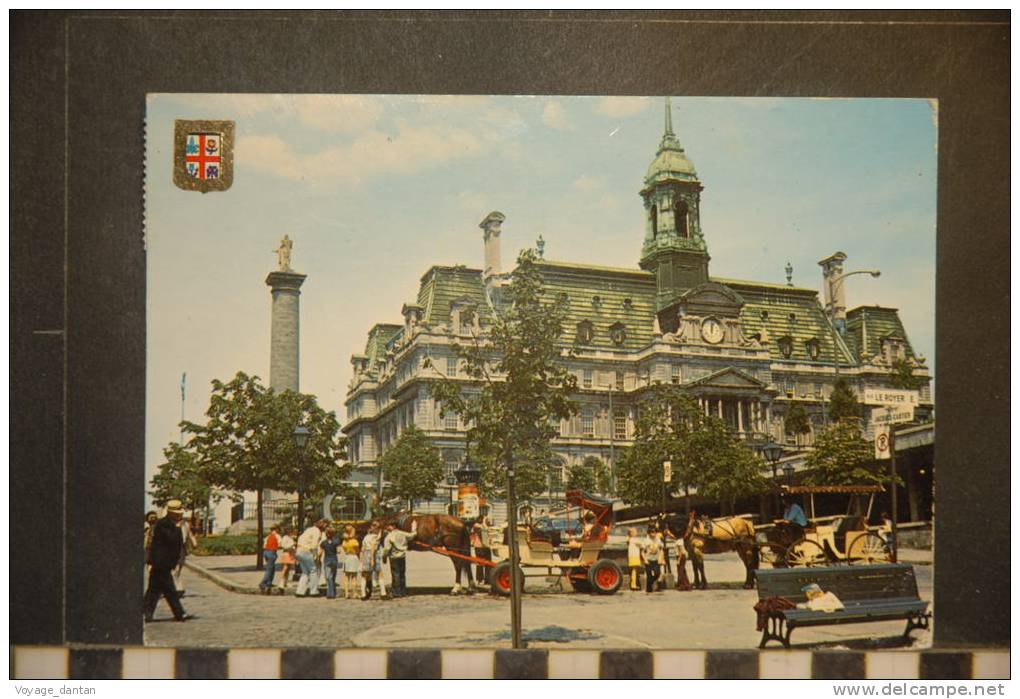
[530,515,583,546]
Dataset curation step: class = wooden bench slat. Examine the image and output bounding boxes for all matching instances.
[754,563,929,648]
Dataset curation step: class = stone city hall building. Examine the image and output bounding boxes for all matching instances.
[340,101,933,521]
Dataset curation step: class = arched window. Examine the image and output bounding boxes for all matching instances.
[329,490,367,521]
[650,204,658,238]
[674,197,689,237]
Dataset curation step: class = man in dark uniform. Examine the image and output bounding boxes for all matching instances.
[144,499,192,622]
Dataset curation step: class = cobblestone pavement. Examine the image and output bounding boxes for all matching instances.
[146,551,932,650]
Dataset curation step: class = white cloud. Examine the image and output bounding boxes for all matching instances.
[542,101,571,130]
[238,121,489,185]
[595,97,652,118]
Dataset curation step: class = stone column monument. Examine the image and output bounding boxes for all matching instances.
[266,235,306,392]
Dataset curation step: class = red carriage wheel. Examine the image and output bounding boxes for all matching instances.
[587,559,623,595]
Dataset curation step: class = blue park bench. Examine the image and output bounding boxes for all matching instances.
[755,563,931,649]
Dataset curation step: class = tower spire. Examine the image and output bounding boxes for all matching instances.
[665,96,674,136]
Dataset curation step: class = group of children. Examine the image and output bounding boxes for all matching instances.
[626,525,688,593]
[263,521,388,600]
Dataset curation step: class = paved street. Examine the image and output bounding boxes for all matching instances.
[145,551,932,650]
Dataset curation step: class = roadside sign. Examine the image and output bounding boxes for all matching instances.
[863,388,919,407]
[663,460,672,483]
[871,406,914,426]
[874,426,891,459]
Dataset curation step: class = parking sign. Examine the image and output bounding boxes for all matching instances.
[874,425,891,459]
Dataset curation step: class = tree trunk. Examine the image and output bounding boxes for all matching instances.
[256,488,265,571]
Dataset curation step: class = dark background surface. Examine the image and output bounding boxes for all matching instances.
[11,10,1009,647]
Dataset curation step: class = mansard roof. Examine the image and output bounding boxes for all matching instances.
[353,260,887,369]
[845,305,920,364]
[723,279,857,366]
[416,265,491,326]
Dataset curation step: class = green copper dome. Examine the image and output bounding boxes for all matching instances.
[645,98,698,184]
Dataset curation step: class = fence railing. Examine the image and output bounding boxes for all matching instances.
[230,499,297,523]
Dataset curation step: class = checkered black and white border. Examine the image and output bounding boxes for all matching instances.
[12,647,1009,680]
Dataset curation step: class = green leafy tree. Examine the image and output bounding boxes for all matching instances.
[567,456,611,494]
[784,403,812,445]
[379,425,444,511]
[183,372,348,569]
[429,249,578,647]
[430,249,578,499]
[804,421,890,486]
[149,442,227,519]
[828,377,861,423]
[890,358,927,391]
[616,385,765,511]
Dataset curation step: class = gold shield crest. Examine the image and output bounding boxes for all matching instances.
[173,119,235,193]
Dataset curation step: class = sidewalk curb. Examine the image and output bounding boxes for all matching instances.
[185,559,263,595]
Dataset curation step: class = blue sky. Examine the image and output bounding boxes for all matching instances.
[145,94,936,487]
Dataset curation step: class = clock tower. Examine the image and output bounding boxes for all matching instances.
[639,97,710,312]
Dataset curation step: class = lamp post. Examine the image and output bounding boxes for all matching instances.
[822,265,880,425]
[762,440,784,517]
[292,425,311,531]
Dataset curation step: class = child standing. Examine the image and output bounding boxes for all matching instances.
[360,521,385,600]
[641,527,662,593]
[341,525,361,599]
[277,527,298,591]
[626,528,642,591]
[320,527,341,599]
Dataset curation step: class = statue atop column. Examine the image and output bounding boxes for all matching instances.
[275,235,294,272]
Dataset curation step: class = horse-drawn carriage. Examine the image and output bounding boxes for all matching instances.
[389,489,624,596]
[486,490,623,596]
[758,485,892,568]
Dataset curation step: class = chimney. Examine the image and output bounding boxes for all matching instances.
[818,251,848,328]
[479,211,506,293]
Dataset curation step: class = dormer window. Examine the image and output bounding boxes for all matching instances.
[805,338,821,361]
[788,312,797,323]
[623,298,633,310]
[609,322,627,346]
[591,295,602,310]
[576,320,594,345]
[777,335,794,359]
[760,310,769,320]
[881,335,906,364]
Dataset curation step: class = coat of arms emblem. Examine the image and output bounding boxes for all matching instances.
[173,119,235,192]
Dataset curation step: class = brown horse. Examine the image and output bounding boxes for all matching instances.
[683,511,759,590]
[375,511,475,594]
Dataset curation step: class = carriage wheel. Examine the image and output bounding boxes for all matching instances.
[786,539,828,567]
[587,560,623,595]
[846,532,892,565]
[490,561,523,597]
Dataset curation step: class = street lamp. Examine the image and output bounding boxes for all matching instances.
[292,425,311,531]
[825,268,881,376]
[762,441,784,517]
[820,259,880,425]
[762,441,783,479]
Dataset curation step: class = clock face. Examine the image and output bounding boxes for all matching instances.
[701,318,724,344]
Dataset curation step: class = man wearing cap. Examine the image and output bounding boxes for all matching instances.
[144,500,192,622]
